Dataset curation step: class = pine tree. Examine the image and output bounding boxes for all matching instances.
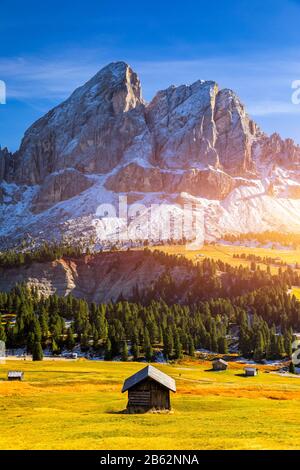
[80,331,90,352]
[253,331,265,362]
[174,330,183,359]
[284,333,292,357]
[217,336,228,354]
[144,329,153,362]
[51,338,60,355]
[104,338,112,361]
[276,335,286,357]
[32,341,43,361]
[163,330,174,360]
[187,336,195,357]
[26,331,35,354]
[92,328,99,349]
[66,327,75,350]
[131,342,140,361]
[121,341,128,362]
[289,361,296,374]
[0,317,6,342]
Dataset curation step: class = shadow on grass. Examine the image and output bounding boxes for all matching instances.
[107,409,127,415]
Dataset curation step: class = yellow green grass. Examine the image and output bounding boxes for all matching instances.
[292,287,300,300]
[1,360,300,450]
[150,244,300,273]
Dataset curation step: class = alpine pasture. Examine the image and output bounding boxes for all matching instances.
[1,360,300,450]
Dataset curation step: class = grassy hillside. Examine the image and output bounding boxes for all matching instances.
[0,359,300,450]
[151,244,300,273]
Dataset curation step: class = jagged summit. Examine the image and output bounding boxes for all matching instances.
[1,61,300,248]
[5,62,146,185]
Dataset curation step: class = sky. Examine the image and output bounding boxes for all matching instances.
[1,0,300,151]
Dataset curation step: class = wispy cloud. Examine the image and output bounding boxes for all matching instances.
[1,50,300,117]
[0,56,101,100]
[1,47,300,149]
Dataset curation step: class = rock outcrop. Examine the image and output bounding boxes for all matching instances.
[31,168,94,213]
[258,133,300,169]
[105,163,238,199]
[0,251,194,303]
[0,147,12,181]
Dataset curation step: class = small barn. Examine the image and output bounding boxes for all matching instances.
[244,367,258,377]
[212,358,228,371]
[122,365,176,413]
[8,371,24,381]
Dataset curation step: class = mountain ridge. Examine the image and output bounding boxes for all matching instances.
[1,61,300,249]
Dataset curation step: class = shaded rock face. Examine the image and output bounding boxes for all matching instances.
[31,169,94,213]
[258,133,300,169]
[0,147,12,181]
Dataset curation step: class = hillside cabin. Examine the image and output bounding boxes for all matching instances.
[7,371,24,381]
[244,367,258,377]
[122,365,176,413]
[212,358,228,371]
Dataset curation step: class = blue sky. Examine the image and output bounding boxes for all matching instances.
[1,0,300,150]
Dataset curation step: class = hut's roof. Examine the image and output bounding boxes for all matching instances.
[244,367,258,372]
[122,365,176,393]
[212,358,228,365]
[8,371,23,377]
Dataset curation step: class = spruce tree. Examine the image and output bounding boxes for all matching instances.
[131,342,140,361]
[163,330,174,360]
[104,338,112,360]
[121,341,128,362]
[66,327,75,350]
[253,331,265,362]
[32,341,43,361]
[187,336,195,357]
[218,336,228,354]
[174,331,183,359]
[51,338,60,355]
[289,361,296,374]
[276,336,286,358]
[144,329,153,362]
[0,317,6,343]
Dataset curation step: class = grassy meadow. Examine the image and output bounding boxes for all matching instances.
[1,359,300,450]
[150,244,300,273]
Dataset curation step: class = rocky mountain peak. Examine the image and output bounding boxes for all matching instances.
[81,61,144,114]
[9,62,146,185]
[1,61,300,248]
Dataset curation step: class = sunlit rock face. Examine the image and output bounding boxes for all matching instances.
[105,163,240,200]
[1,61,300,248]
[6,62,148,185]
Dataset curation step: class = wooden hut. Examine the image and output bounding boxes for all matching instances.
[8,371,24,381]
[212,358,228,371]
[122,365,176,413]
[244,367,258,377]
